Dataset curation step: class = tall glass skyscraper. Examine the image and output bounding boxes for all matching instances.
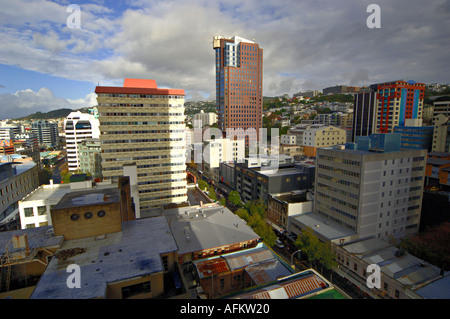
[213,36,263,148]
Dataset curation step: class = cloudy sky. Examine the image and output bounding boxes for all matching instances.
[0,0,449,119]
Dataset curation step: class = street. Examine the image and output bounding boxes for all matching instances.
[271,234,375,299]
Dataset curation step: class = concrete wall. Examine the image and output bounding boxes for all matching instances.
[51,202,122,240]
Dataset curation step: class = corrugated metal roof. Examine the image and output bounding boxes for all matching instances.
[245,259,292,285]
[224,247,274,270]
[238,273,328,299]
[283,275,325,298]
[195,258,230,279]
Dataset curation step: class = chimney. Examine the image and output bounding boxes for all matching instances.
[118,176,135,222]
[12,234,30,257]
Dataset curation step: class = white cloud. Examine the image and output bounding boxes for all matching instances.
[0,0,448,105]
[0,88,96,119]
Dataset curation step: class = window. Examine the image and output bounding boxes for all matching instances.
[24,207,34,217]
[37,206,47,216]
[162,256,169,271]
[84,212,93,219]
[121,281,151,299]
[97,210,106,217]
[70,214,80,221]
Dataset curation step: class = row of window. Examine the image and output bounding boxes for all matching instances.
[103,146,184,153]
[103,129,184,135]
[102,121,184,126]
[103,138,183,144]
[98,93,183,99]
[103,112,183,117]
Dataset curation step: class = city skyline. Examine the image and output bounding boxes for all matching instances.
[0,0,449,119]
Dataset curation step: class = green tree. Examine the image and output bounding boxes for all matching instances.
[208,186,217,201]
[219,197,226,206]
[236,208,250,222]
[317,242,338,273]
[228,190,242,207]
[198,180,208,191]
[294,228,321,267]
[254,221,277,247]
[38,168,53,185]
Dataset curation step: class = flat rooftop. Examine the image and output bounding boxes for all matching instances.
[290,212,356,241]
[53,188,120,210]
[426,158,450,166]
[164,205,260,256]
[21,184,71,203]
[30,216,178,299]
[0,226,63,255]
[259,167,306,177]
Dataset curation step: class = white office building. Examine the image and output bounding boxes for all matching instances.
[64,111,100,171]
[193,110,218,127]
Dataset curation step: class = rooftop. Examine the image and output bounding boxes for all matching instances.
[164,205,260,256]
[290,212,356,241]
[30,216,178,299]
[426,158,450,166]
[341,237,444,293]
[194,245,292,284]
[0,226,63,255]
[428,151,450,158]
[229,269,333,299]
[53,188,120,210]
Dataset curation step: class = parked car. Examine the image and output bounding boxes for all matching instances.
[275,238,285,249]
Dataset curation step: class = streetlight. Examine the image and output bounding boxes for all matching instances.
[291,250,301,270]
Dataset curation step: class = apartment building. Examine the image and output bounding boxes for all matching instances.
[193,110,217,127]
[315,133,426,241]
[302,125,347,157]
[280,134,298,146]
[213,36,263,147]
[0,125,19,141]
[78,138,102,180]
[31,120,59,147]
[393,119,434,151]
[95,78,187,212]
[202,137,245,182]
[220,155,315,204]
[64,111,100,171]
[431,101,450,152]
[0,157,39,231]
[374,80,425,134]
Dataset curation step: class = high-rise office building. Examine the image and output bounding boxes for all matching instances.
[213,36,263,147]
[31,120,59,147]
[64,111,100,171]
[315,133,426,241]
[352,86,378,142]
[95,79,187,212]
[374,80,425,133]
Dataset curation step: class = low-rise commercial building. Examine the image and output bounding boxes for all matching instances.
[0,157,39,231]
[220,155,315,204]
